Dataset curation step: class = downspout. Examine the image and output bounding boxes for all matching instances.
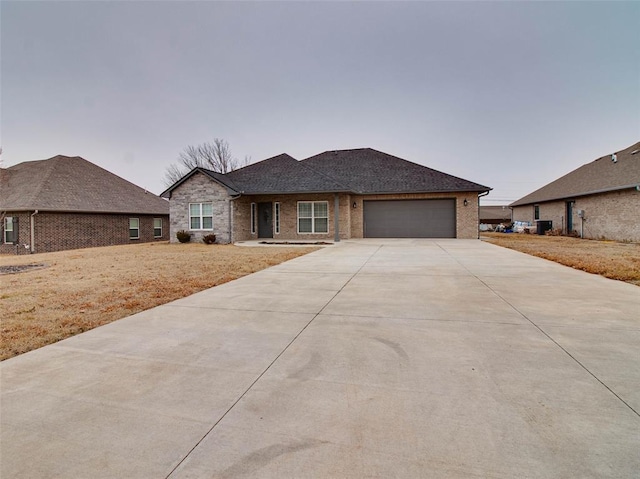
[30,210,39,253]
[334,193,340,242]
[228,194,241,244]
[477,191,490,239]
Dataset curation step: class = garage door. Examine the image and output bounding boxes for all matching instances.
[363,199,456,238]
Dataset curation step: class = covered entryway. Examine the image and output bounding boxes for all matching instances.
[257,202,273,238]
[363,199,456,238]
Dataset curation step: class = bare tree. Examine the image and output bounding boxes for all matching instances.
[163,139,250,186]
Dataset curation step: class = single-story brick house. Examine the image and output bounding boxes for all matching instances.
[1,155,170,254]
[510,141,640,241]
[161,148,491,242]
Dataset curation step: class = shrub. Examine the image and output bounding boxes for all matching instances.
[176,230,191,243]
[202,234,217,245]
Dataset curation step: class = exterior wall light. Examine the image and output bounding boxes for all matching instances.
[463,199,468,207]
[353,202,357,209]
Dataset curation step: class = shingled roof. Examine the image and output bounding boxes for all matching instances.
[510,141,640,207]
[225,153,350,194]
[162,148,490,197]
[303,148,490,194]
[0,155,169,214]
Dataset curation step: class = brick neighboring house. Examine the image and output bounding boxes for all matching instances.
[510,141,640,242]
[1,155,169,254]
[161,148,491,242]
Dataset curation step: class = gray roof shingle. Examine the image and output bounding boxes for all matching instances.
[510,141,640,207]
[225,153,351,194]
[161,148,491,197]
[302,148,490,194]
[0,155,169,215]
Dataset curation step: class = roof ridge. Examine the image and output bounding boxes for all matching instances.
[295,158,354,192]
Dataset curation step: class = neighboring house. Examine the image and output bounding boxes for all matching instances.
[1,155,170,255]
[161,148,491,243]
[510,141,640,241]
[479,206,512,228]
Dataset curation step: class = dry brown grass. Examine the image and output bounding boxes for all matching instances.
[0,242,318,361]
[484,233,640,286]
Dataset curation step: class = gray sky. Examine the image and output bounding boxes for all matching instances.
[2,1,639,202]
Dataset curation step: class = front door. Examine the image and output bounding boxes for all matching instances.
[257,202,273,238]
[566,201,574,234]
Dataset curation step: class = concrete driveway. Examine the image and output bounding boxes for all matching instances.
[2,239,639,478]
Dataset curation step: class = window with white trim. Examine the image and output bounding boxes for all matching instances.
[189,203,213,230]
[274,202,280,234]
[129,218,140,239]
[250,203,256,234]
[4,216,16,244]
[153,218,162,238]
[298,201,328,233]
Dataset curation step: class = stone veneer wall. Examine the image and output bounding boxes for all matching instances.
[169,172,232,243]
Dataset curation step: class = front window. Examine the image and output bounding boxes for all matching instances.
[250,203,256,234]
[298,201,328,234]
[153,218,162,238]
[534,205,540,220]
[129,218,140,239]
[4,217,15,243]
[189,203,213,230]
[274,202,280,234]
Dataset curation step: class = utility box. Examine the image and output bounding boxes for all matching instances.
[536,220,553,235]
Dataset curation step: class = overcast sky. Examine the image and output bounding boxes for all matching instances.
[2,1,639,203]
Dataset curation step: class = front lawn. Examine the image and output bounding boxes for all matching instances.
[0,242,318,360]
[483,232,640,286]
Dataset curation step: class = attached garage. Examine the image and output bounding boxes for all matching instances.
[363,199,456,238]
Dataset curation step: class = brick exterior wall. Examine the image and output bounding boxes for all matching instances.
[168,172,232,243]
[511,188,639,241]
[232,192,479,240]
[0,212,169,255]
[168,173,482,242]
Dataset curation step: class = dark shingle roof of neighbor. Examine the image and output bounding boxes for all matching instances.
[510,141,640,207]
[302,148,490,194]
[0,155,169,215]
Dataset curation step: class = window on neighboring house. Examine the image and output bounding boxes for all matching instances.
[250,203,257,234]
[534,205,540,220]
[129,218,140,239]
[274,202,280,234]
[189,203,213,230]
[153,218,162,238]
[4,216,16,244]
[298,201,328,234]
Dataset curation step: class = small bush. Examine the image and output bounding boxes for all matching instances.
[176,230,191,243]
[202,234,217,245]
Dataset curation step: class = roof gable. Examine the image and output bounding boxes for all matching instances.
[302,148,490,194]
[0,155,169,215]
[510,141,640,207]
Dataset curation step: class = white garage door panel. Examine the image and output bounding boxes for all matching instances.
[364,199,456,238]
